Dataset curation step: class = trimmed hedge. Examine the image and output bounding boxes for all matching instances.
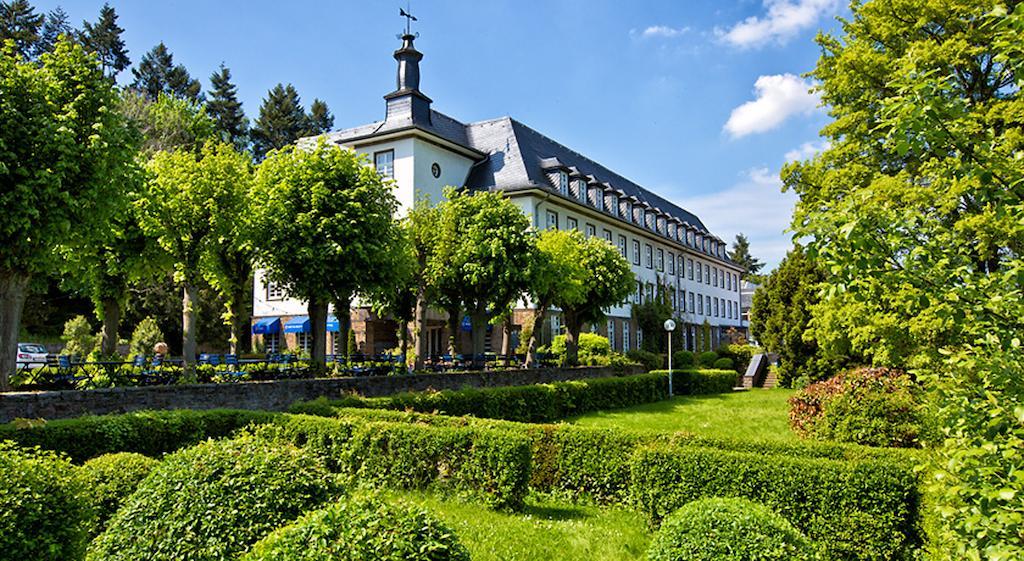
[647,497,815,561]
[80,452,159,532]
[649,369,738,395]
[629,444,922,561]
[0,441,95,561]
[242,495,470,561]
[87,434,341,561]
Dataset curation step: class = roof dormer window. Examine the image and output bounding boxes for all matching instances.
[557,171,569,195]
[575,179,587,202]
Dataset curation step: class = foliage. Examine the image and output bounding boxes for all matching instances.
[62,315,98,357]
[80,3,129,79]
[251,83,310,159]
[130,41,201,101]
[650,369,737,395]
[716,343,758,373]
[206,63,248,150]
[524,229,588,365]
[0,441,95,561]
[712,357,734,370]
[34,6,71,57]
[0,0,42,57]
[728,233,765,279]
[80,452,159,532]
[696,351,718,367]
[128,317,163,356]
[120,90,216,155]
[647,497,814,561]
[789,367,928,449]
[306,98,334,135]
[626,349,662,371]
[631,281,674,354]
[672,350,694,368]
[549,332,611,365]
[87,433,340,561]
[630,444,922,561]
[243,494,470,561]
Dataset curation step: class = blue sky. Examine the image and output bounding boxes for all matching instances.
[41,0,846,269]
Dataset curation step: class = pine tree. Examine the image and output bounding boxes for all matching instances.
[0,0,43,58]
[251,83,307,160]
[728,233,764,279]
[131,42,202,102]
[206,63,248,150]
[35,7,72,56]
[306,98,334,135]
[80,3,129,79]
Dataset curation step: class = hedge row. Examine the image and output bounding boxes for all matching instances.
[291,370,736,424]
[630,444,922,561]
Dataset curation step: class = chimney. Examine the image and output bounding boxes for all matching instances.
[384,34,432,127]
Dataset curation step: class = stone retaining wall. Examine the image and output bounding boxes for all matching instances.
[0,365,643,422]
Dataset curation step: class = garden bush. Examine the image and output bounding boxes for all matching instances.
[242,494,470,561]
[696,351,719,367]
[789,367,928,448]
[716,343,758,373]
[647,497,815,561]
[629,444,922,561]
[649,369,737,395]
[62,315,98,358]
[80,452,159,532]
[0,441,95,561]
[549,332,612,365]
[672,350,694,368]
[626,348,663,371]
[712,357,735,370]
[128,317,163,357]
[86,434,341,561]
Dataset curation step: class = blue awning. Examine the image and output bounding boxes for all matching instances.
[284,316,311,333]
[326,315,340,332]
[252,317,281,335]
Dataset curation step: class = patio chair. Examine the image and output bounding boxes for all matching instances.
[216,354,241,378]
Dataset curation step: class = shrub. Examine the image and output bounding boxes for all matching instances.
[242,494,470,561]
[86,434,341,561]
[712,357,735,370]
[128,317,163,357]
[62,315,98,358]
[80,452,159,532]
[629,444,922,561]
[626,349,662,371]
[649,369,737,395]
[672,350,694,368]
[716,343,758,373]
[790,367,927,448]
[647,497,815,561]
[696,351,719,367]
[550,333,612,365]
[0,441,95,561]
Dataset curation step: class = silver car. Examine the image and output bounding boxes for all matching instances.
[17,343,49,370]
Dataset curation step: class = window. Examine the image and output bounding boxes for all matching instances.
[696,262,702,283]
[617,235,627,257]
[267,281,285,301]
[265,332,281,354]
[704,264,711,285]
[632,240,641,266]
[551,314,561,335]
[656,248,664,272]
[668,252,675,275]
[374,150,394,179]
[706,295,712,316]
[687,230,694,246]
[586,223,596,238]
[727,272,731,291]
[567,216,578,230]
[637,327,643,349]
[735,274,740,292]
[297,332,312,354]
[635,281,643,304]
[590,187,600,208]
[623,322,631,352]
[608,320,617,351]
[680,289,686,312]
[576,179,587,201]
[688,293,695,314]
[546,210,558,230]
[713,267,718,288]
[603,228,612,242]
[697,293,704,315]
[688,258,694,280]
[670,287,676,310]
[558,171,569,195]
[645,244,653,269]
[645,283,654,302]
[714,297,719,318]
[668,222,677,239]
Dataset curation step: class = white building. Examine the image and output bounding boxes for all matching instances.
[252,32,744,357]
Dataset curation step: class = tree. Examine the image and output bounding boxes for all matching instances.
[139,143,252,378]
[632,279,674,354]
[429,188,535,368]
[366,231,417,370]
[306,98,333,135]
[524,229,587,367]
[206,64,248,151]
[728,233,764,279]
[557,237,634,366]
[0,0,42,58]
[783,1,1024,555]
[121,91,216,155]
[405,202,440,369]
[0,37,132,388]
[131,42,202,102]
[80,3,129,79]
[249,140,401,368]
[251,83,307,160]
[35,6,72,56]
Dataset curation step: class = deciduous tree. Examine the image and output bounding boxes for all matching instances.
[0,0,42,58]
[524,229,586,367]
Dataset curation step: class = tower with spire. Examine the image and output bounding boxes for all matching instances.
[384,32,432,128]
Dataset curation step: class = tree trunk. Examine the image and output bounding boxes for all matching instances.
[100,297,121,356]
[564,310,581,367]
[445,304,460,357]
[182,282,199,380]
[335,293,352,359]
[228,285,249,355]
[413,288,429,370]
[0,271,29,391]
[399,320,409,373]
[525,305,547,368]
[501,316,513,367]
[470,304,488,370]
[308,297,328,370]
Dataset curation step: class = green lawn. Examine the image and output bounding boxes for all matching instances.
[390,491,650,561]
[569,388,798,442]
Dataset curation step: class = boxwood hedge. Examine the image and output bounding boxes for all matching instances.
[629,444,922,561]
[80,452,159,532]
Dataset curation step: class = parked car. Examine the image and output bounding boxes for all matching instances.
[16,343,49,370]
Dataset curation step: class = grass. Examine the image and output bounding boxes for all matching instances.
[569,388,798,442]
[389,491,650,561]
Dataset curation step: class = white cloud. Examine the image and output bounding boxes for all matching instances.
[633,25,690,39]
[723,73,820,138]
[784,139,830,162]
[675,167,797,270]
[718,0,839,49]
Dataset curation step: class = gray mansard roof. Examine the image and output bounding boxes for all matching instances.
[327,112,711,235]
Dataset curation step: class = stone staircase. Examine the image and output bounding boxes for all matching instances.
[741,354,777,389]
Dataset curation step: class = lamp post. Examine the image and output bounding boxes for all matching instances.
[664,318,676,397]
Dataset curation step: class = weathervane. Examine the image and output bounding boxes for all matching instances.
[399,3,418,37]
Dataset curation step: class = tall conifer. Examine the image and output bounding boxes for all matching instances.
[207,63,248,150]
[0,0,43,57]
[251,83,307,160]
[81,3,129,79]
[35,7,72,55]
[131,42,202,102]
[306,98,334,135]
